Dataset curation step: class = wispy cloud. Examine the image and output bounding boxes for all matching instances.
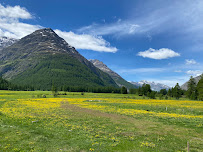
[55,30,118,53]
[174,70,182,73]
[76,15,168,37]
[77,21,140,37]
[185,59,197,65]
[76,1,203,44]
[137,48,180,60]
[118,67,165,74]
[186,70,202,77]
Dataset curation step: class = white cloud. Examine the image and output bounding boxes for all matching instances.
[0,4,41,39]
[137,48,180,60]
[186,70,202,77]
[185,59,197,65]
[0,19,42,38]
[0,4,117,52]
[77,22,140,36]
[55,30,118,53]
[0,4,32,19]
[174,70,182,73]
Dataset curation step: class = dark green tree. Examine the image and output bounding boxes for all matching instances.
[129,88,137,94]
[138,87,143,96]
[147,92,150,98]
[159,89,167,95]
[186,76,197,100]
[173,83,181,99]
[149,91,156,99]
[0,76,9,90]
[142,84,152,96]
[197,75,203,100]
[167,89,172,97]
[121,86,128,94]
[51,85,58,97]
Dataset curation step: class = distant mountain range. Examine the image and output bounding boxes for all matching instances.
[181,75,202,90]
[89,59,136,89]
[130,80,170,91]
[0,28,118,90]
[88,60,171,90]
[0,37,17,50]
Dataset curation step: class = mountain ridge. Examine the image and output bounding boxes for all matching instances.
[89,59,137,89]
[0,28,118,90]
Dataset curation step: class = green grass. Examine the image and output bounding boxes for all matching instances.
[0,90,203,152]
[94,102,203,116]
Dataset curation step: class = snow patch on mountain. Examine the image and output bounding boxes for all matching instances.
[130,80,170,91]
[0,37,18,49]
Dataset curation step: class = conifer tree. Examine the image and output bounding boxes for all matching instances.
[173,83,181,99]
[121,86,127,94]
[167,89,172,97]
[186,76,197,99]
[197,75,203,100]
[51,85,58,97]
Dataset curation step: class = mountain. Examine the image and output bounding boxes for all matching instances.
[130,80,170,91]
[89,59,137,89]
[0,37,17,50]
[181,75,202,90]
[0,28,118,90]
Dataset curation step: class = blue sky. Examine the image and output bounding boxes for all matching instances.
[0,0,203,87]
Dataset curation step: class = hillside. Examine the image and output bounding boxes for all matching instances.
[89,59,137,89]
[181,75,202,90]
[0,28,118,90]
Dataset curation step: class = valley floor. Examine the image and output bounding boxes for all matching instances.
[0,91,203,151]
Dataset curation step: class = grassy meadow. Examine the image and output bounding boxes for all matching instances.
[0,90,203,152]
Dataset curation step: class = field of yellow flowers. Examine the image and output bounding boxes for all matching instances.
[0,90,202,151]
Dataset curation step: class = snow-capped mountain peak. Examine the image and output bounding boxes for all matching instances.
[130,80,170,91]
[0,36,18,49]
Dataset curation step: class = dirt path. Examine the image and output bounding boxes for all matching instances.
[60,100,194,137]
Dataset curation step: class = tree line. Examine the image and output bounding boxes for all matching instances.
[0,76,121,93]
[127,75,203,101]
[1,75,203,101]
[0,77,34,91]
[59,85,121,93]
[128,83,185,100]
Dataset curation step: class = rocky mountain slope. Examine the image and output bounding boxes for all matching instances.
[130,80,170,91]
[89,59,137,89]
[181,75,202,90]
[0,37,17,50]
[0,28,118,90]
